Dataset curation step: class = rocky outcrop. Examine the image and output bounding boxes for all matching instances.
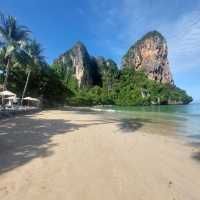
[53,42,117,87]
[94,56,117,69]
[122,31,174,84]
[93,57,118,89]
[53,42,93,87]
[54,31,174,87]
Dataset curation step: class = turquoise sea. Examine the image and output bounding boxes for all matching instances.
[92,104,200,140]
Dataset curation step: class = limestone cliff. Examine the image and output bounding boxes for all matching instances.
[122,31,174,84]
[53,42,117,87]
[54,31,174,87]
[53,42,92,87]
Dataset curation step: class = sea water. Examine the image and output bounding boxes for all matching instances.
[92,104,200,140]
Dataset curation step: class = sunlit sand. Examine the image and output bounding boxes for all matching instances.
[0,109,200,200]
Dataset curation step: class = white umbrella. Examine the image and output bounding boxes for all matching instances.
[0,90,16,96]
[23,97,39,101]
[23,97,40,107]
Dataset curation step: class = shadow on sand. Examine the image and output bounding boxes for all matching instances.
[186,135,200,162]
[0,109,153,174]
[0,115,86,174]
[192,152,200,161]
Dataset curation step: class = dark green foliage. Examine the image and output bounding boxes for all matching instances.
[64,67,192,106]
[90,58,102,86]
[1,52,192,107]
[4,63,67,106]
[98,59,119,90]
[36,65,68,106]
[0,12,67,106]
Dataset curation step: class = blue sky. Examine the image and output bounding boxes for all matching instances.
[1,0,200,100]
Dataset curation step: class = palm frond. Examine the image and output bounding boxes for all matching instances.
[25,39,45,63]
[0,13,30,44]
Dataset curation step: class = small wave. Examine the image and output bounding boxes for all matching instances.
[90,108,117,112]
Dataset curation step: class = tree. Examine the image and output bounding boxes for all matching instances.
[0,47,6,83]
[20,40,45,104]
[0,13,30,91]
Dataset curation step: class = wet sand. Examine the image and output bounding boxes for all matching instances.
[0,109,200,200]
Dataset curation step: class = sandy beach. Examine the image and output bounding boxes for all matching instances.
[0,108,200,200]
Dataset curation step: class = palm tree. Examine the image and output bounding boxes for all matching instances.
[0,46,6,69]
[0,47,6,89]
[0,12,30,91]
[21,40,45,105]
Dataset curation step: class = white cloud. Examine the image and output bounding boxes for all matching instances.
[161,11,200,73]
[88,0,200,74]
[119,3,200,73]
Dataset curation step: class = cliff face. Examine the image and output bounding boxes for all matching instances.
[52,33,192,105]
[53,42,93,87]
[53,42,117,87]
[54,31,174,87]
[122,31,174,84]
[94,56,117,69]
[93,56,118,77]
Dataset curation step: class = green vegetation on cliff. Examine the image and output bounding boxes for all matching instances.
[59,66,192,106]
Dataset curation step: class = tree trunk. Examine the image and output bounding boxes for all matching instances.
[3,58,10,91]
[21,70,31,105]
[2,58,10,108]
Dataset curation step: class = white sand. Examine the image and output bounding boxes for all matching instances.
[0,109,200,200]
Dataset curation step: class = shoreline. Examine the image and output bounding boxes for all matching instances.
[0,108,200,200]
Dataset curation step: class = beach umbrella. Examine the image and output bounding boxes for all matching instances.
[23,97,39,101]
[0,90,16,96]
[23,96,40,107]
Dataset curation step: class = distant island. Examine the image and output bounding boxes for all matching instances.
[0,13,192,107]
